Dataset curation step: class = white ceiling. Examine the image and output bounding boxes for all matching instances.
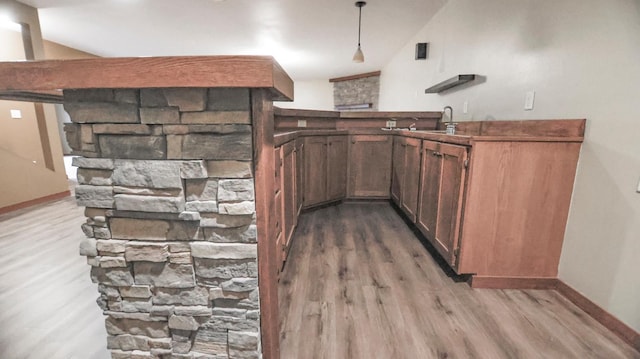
[16,0,446,81]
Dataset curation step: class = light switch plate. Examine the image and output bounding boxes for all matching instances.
[10,109,22,119]
[524,91,535,111]
[297,119,307,127]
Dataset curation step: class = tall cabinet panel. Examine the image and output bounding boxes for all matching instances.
[348,135,393,198]
[303,136,328,207]
[326,136,348,201]
[400,137,422,222]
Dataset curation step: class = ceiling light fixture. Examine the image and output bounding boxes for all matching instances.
[352,1,366,63]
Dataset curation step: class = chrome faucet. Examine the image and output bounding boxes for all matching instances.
[443,106,456,135]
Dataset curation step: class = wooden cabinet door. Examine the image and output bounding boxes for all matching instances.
[282,142,297,247]
[417,140,442,242]
[303,136,327,207]
[390,137,405,206]
[348,135,393,198]
[295,139,304,215]
[326,135,348,201]
[434,143,468,266]
[400,137,422,222]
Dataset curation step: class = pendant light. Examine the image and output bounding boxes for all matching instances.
[352,1,366,63]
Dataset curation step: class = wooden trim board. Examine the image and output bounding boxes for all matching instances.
[555,280,640,352]
[0,190,70,215]
[251,89,280,359]
[0,56,294,101]
[469,275,639,352]
[329,71,381,82]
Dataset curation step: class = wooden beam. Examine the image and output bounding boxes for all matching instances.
[329,70,381,83]
[0,56,294,101]
[251,89,280,359]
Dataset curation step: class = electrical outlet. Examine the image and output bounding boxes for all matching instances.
[524,91,535,110]
[297,119,307,127]
[386,120,397,128]
[10,109,22,119]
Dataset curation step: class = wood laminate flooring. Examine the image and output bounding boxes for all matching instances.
[0,192,109,359]
[278,202,639,359]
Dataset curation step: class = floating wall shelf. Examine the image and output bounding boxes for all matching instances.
[425,74,476,93]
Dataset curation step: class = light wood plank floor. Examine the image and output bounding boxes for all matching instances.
[278,202,639,359]
[0,193,109,359]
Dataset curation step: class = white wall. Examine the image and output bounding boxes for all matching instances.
[274,79,334,110]
[379,0,640,332]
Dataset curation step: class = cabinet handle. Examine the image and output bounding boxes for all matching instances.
[352,141,356,144]
[432,152,443,157]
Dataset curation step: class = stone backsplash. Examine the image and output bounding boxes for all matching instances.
[66,88,261,359]
[332,75,380,111]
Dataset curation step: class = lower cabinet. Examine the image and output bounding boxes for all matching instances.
[303,135,347,207]
[417,140,469,267]
[391,136,422,222]
[348,135,393,198]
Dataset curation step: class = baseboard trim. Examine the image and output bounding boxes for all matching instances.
[555,280,640,352]
[469,275,558,289]
[469,275,639,352]
[0,190,71,215]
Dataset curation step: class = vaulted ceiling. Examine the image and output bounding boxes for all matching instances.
[17,0,446,80]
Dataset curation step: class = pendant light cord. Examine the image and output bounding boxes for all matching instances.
[357,6,362,46]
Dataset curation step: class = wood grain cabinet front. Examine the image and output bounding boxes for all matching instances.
[303,135,348,208]
[391,136,422,222]
[347,135,393,199]
[417,140,469,267]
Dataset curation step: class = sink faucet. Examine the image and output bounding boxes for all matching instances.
[443,106,456,135]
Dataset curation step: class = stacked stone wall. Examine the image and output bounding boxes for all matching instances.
[65,88,261,359]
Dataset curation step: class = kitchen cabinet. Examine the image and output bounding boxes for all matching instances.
[274,147,285,269]
[295,138,304,214]
[281,141,297,250]
[348,135,393,198]
[417,140,468,267]
[391,136,422,222]
[303,135,347,207]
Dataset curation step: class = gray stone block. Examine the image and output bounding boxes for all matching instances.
[76,185,114,208]
[195,259,257,280]
[192,326,228,355]
[217,179,254,202]
[92,124,153,135]
[114,89,139,104]
[105,317,169,338]
[203,225,257,243]
[218,201,255,215]
[72,157,115,170]
[186,179,218,201]
[97,239,128,253]
[206,160,253,178]
[110,218,202,241]
[174,306,212,316]
[120,285,153,299]
[207,88,250,111]
[140,89,168,107]
[79,237,98,256]
[115,194,186,213]
[91,267,134,286]
[168,315,200,330]
[112,160,183,189]
[77,168,113,186]
[99,256,127,268]
[133,262,195,288]
[178,211,201,221]
[185,201,218,213]
[140,107,180,124]
[64,102,139,123]
[64,89,115,103]
[107,334,151,351]
[181,111,250,125]
[180,160,208,179]
[94,226,112,239]
[199,213,253,228]
[170,133,252,160]
[228,331,259,351]
[153,287,209,306]
[220,278,258,293]
[99,135,166,160]
[164,88,207,111]
[190,243,257,260]
[125,242,169,262]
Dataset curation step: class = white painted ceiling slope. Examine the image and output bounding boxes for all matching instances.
[17,0,446,80]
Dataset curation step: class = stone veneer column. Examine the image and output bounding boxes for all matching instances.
[65,88,261,359]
